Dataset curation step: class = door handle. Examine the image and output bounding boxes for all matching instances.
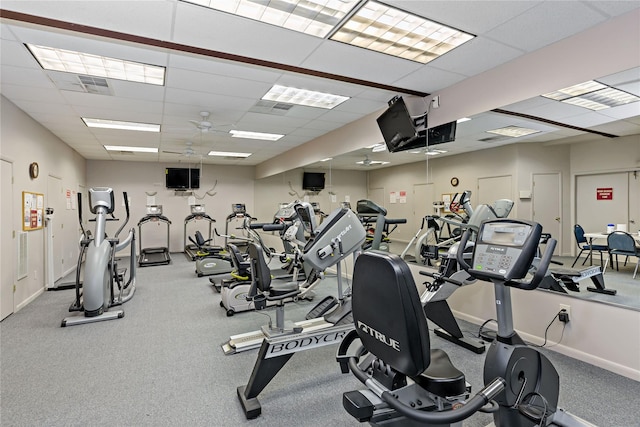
[555,217,561,222]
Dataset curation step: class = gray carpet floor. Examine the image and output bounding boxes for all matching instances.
[1,254,639,426]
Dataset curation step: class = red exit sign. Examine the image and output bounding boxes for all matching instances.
[596,188,613,200]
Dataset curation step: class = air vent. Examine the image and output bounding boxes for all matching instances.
[78,75,112,95]
[478,136,507,142]
[249,100,293,115]
[17,232,28,279]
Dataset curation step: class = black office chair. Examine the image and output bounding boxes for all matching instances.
[603,231,640,279]
[572,224,607,268]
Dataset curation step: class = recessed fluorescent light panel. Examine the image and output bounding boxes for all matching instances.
[262,85,349,109]
[330,1,474,64]
[426,149,447,155]
[371,143,387,152]
[486,126,540,138]
[208,151,252,158]
[320,157,333,162]
[229,130,284,141]
[82,118,161,132]
[104,145,158,153]
[26,44,165,85]
[182,0,360,37]
[542,80,639,110]
[456,117,471,123]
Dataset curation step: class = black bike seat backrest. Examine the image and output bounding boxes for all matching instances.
[352,250,431,377]
[248,242,272,292]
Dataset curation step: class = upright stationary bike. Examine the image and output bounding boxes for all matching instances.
[437,219,595,426]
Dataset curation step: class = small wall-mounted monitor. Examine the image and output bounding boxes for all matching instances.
[302,172,325,191]
[376,97,427,153]
[428,121,457,145]
[165,168,200,189]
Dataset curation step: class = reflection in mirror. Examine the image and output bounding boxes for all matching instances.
[302,68,640,312]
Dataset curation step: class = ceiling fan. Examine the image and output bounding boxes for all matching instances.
[189,111,215,132]
[357,155,373,167]
[188,111,234,134]
[162,141,200,157]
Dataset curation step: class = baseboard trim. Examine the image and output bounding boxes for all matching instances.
[16,287,44,312]
[452,310,640,381]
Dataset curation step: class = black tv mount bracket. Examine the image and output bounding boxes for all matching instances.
[388,95,401,106]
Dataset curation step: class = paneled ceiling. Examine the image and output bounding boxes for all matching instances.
[1,1,639,174]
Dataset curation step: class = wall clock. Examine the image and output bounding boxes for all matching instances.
[450,177,459,187]
[29,162,39,179]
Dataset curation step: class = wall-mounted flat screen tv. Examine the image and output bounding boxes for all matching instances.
[165,168,200,189]
[428,121,457,145]
[302,172,325,191]
[376,97,427,153]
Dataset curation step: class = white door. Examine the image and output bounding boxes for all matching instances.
[533,173,561,255]
[576,173,628,233]
[47,175,64,280]
[628,172,640,234]
[1,159,14,320]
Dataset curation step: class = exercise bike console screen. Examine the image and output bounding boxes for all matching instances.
[472,220,541,281]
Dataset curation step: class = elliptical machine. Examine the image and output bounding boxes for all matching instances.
[432,219,595,426]
[61,188,136,327]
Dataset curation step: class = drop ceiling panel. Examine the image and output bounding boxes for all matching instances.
[166,67,271,98]
[1,64,55,88]
[393,64,467,94]
[300,41,423,85]
[388,1,540,34]
[1,0,176,40]
[424,37,524,78]
[484,1,607,52]
[168,53,284,83]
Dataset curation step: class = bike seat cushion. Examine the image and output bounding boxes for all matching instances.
[414,349,466,397]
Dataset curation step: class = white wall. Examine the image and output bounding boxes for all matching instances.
[0,96,86,310]
[86,160,256,253]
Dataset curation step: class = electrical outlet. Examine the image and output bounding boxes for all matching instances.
[559,304,571,323]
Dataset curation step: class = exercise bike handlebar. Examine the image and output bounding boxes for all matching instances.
[262,223,286,232]
[385,218,407,225]
[114,192,130,239]
[455,227,558,290]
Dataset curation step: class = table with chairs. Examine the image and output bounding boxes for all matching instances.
[576,224,640,279]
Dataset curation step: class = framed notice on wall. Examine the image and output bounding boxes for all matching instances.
[22,191,44,231]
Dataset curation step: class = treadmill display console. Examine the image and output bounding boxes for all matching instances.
[232,203,246,214]
[147,205,162,215]
[191,204,206,214]
[472,220,541,281]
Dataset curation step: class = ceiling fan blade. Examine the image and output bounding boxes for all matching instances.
[162,150,183,154]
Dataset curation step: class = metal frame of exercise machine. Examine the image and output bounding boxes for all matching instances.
[137,205,171,267]
[61,188,136,327]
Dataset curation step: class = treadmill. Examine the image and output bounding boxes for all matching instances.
[184,204,218,261]
[137,205,171,267]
